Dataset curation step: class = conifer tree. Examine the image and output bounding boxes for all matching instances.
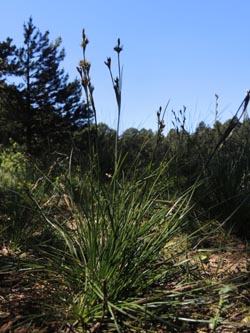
[0,38,24,144]
[0,37,17,78]
[0,18,92,154]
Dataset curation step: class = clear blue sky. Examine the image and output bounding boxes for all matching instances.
[1,0,250,133]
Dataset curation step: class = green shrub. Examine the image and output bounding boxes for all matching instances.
[0,142,38,244]
[0,141,29,189]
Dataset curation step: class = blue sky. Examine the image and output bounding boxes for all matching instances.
[1,0,250,133]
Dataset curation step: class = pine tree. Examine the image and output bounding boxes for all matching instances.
[0,17,92,155]
[0,37,17,78]
[17,17,85,153]
[0,38,25,145]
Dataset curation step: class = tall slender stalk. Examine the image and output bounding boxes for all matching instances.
[77,29,98,161]
[105,38,123,170]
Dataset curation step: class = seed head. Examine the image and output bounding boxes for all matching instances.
[76,66,83,77]
[81,76,90,88]
[82,29,86,39]
[81,29,89,50]
[81,38,89,50]
[79,60,91,74]
[114,38,123,54]
[104,57,111,69]
[114,77,119,88]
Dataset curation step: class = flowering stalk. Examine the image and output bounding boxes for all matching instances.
[77,29,98,135]
[105,38,123,169]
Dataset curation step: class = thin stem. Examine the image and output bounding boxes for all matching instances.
[105,39,123,171]
[115,52,122,169]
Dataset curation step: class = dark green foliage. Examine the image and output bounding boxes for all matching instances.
[120,127,156,173]
[96,123,116,176]
[0,142,33,244]
[200,120,250,238]
[16,17,82,154]
[0,37,18,77]
[0,18,92,159]
[165,117,250,239]
[0,38,24,144]
[0,83,25,145]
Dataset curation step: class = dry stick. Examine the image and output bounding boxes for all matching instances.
[65,321,80,333]
[206,91,250,167]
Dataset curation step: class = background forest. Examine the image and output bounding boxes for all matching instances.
[0,19,249,333]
